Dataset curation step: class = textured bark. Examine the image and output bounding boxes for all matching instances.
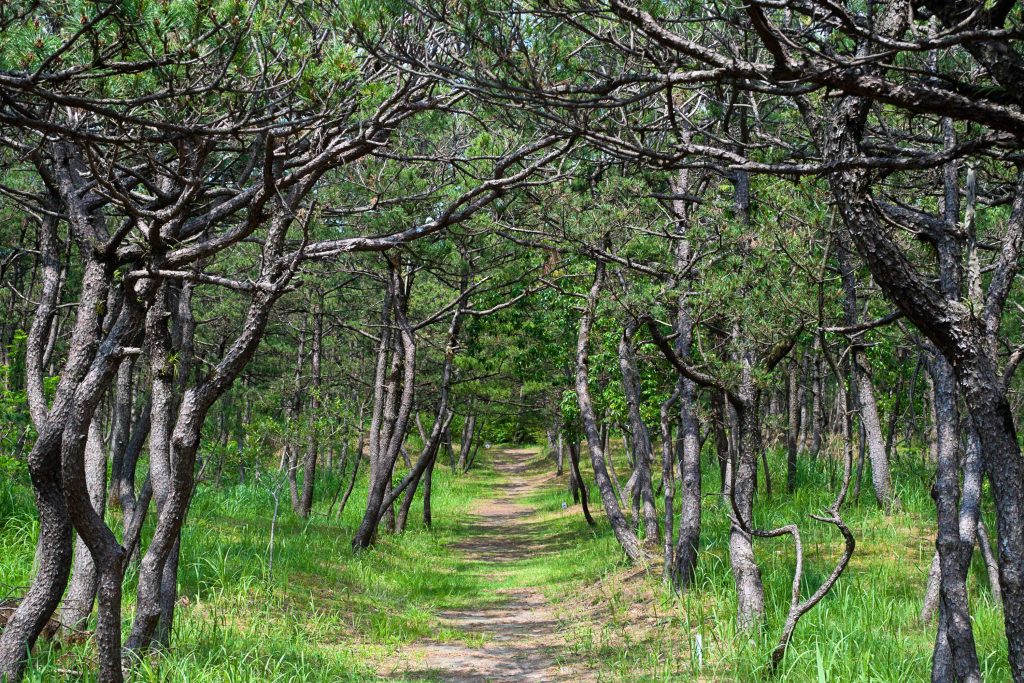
[729,357,767,630]
[62,421,108,629]
[928,356,980,683]
[810,337,823,458]
[422,452,437,528]
[786,360,801,493]
[674,373,701,591]
[672,209,702,589]
[60,290,143,683]
[106,358,135,508]
[118,402,151,535]
[618,321,659,542]
[396,297,465,532]
[823,87,1024,678]
[836,231,900,513]
[129,271,288,650]
[976,521,1002,605]
[575,260,645,562]
[928,120,982,683]
[660,390,678,582]
[352,265,417,549]
[0,251,108,682]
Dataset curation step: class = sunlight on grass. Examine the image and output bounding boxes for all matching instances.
[0,443,1010,681]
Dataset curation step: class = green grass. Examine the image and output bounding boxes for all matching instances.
[0,441,1012,681]
[1,454,506,682]
[519,441,1009,681]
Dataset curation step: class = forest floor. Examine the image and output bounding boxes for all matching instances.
[383,447,591,682]
[0,442,1013,681]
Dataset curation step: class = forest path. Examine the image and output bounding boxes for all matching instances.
[384,447,589,682]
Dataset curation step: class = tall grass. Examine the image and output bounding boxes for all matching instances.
[523,441,1008,681]
[1,454,504,681]
[0,441,1010,681]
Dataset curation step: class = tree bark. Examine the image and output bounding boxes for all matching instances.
[0,250,108,682]
[660,390,679,583]
[823,88,1024,678]
[106,358,135,508]
[730,356,767,630]
[836,231,899,513]
[567,441,596,527]
[575,259,646,563]
[618,320,659,542]
[928,356,981,682]
[352,264,418,549]
[298,300,324,518]
[62,421,107,629]
[786,359,801,493]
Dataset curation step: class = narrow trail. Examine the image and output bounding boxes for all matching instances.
[386,447,589,683]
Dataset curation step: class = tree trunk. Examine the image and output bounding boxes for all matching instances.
[0,251,107,682]
[729,357,767,630]
[298,302,323,518]
[660,390,679,583]
[823,90,1024,677]
[287,324,306,514]
[458,415,476,473]
[810,337,823,458]
[120,402,151,562]
[129,273,284,651]
[353,265,418,549]
[423,452,437,528]
[618,320,659,542]
[786,360,801,493]
[62,421,107,629]
[928,356,981,682]
[575,259,646,563]
[336,430,364,520]
[567,441,595,527]
[836,230,900,513]
[675,374,701,590]
[106,358,135,508]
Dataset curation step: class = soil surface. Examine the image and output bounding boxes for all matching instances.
[384,448,588,682]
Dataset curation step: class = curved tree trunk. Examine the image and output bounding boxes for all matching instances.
[822,89,1023,678]
[62,421,107,629]
[0,250,107,682]
[575,259,646,563]
[618,320,659,542]
[352,265,417,549]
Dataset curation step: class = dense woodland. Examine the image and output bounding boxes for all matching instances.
[1,0,1023,680]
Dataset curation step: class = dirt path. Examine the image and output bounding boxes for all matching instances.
[385,448,586,682]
